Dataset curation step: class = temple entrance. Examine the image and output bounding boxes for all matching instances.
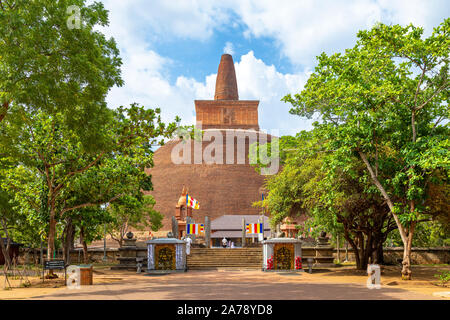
[274,243,294,270]
[155,244,176,270]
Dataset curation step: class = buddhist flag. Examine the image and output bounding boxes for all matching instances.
[186,194,200,209]
[186,223,204,235]
[246,223,263,234]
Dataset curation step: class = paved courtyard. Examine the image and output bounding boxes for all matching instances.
[27,269,448,300]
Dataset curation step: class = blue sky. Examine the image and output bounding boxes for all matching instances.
[98,0,449,136]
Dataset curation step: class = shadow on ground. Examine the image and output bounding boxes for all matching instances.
[30,270,438,300]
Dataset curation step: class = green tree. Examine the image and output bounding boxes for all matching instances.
[0,0,123,142]
[1,104,178,261]
[71,207,111,264]
[253,131,396,269]
[284,20,449,279]
[107,195,163,247]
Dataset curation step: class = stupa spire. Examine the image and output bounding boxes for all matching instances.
[214,54,239,100]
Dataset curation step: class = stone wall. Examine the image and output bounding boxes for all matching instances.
[16,246,449,266]
[333,247,450,265]
[17,248,120,265]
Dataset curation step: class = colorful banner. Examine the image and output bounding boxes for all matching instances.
[186,223,204,235]
[186,194,200,209]
[246,223,263,234]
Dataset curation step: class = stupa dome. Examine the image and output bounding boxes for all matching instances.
[145,54,275,230]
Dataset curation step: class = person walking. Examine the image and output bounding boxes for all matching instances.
[185,236,192,255]
[222,237,227,248]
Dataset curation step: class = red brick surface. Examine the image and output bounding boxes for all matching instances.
[195,100,259,130]
[145,130,274,230]
[145,54,274,231]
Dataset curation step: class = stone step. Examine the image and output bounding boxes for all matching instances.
[188,266,261,271]
[188,262,261,264]
[187,255,262,258]
[188,263,261,266]
[186,248,263,269]
[187,262,261,264]
[190,248,262,251]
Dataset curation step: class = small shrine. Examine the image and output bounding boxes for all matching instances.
[279,217,298,238]
[146,238,186,273]
[262,238,303,271]
[174,186,193,239]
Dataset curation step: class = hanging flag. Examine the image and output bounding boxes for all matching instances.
[186,194,200,209]
[246,223,263,234]
[186,223,204,235]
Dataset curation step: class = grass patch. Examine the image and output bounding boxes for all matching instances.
[434,270,450,287]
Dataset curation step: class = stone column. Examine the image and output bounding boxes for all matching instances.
[205,216,211,248]
[242,218,246,247]
[172,216,178,239]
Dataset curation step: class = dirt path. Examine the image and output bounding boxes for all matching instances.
[1,265,448,300]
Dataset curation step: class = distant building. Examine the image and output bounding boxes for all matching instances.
[0,238,22,265]
[210,215,271,247]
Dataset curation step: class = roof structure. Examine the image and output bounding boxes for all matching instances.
[210,215,271,239]
[211,215,270,230]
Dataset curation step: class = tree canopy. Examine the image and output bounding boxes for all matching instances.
[0,0,123,147]
[283,19,449,279]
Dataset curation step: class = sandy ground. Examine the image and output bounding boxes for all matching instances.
[1,265,449,300]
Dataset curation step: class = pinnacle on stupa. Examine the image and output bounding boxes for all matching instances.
[214,54,239,100]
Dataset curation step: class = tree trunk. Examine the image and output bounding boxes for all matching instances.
[62,217,75,265]
[0,218,12,269]
[372,234,384,265]
[47,216,56,260]
[79,227,88,264]
[358,233,369,271]
[401,222,415,280]
[359,151,414,279]
[0,101,9,123]
[47,210,57,277]
[363,233,373,270]
[345,234,361,269]
[0,235,11,269]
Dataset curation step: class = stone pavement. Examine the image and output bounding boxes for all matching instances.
[29,269,446,300]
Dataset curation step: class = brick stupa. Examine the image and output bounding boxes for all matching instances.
[145,54,272,231]
[195,54,259,130]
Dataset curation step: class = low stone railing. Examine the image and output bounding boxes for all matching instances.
[14,245,449,267]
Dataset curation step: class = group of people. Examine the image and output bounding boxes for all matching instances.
[221,237,235,248]
[182,236,237,253]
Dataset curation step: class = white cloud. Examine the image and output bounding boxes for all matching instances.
[223,42,235,55]
[107,48,312,135]
[231,0,447,66]
[101,0,231,42]
[176,51,313,134]
[99,0,447,136]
